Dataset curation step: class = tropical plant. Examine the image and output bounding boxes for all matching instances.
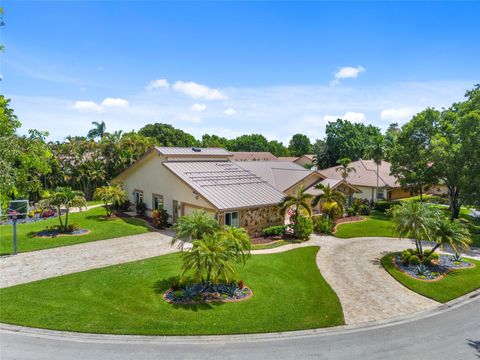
[364,134,386,200]
[93,184,127,217]
[87,121,106,140]
[390,201,440,258]
[39,187,87,231]
[336,157,356,181]
[312,215,334,234]
[426,218,472,258]
[311,183,347,219]
[416,264,430,277]
[292,216,314,240]
[171,210,220,248]
[278,185,313,221]
[181,228,251,284]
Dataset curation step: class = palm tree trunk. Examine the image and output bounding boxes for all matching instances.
[376,163,379,201]
[57,205,63,229]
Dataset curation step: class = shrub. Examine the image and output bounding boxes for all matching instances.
[293,216,313,240]
[374,200,395,213]
[152,209,169,229]
[67,222,81,232]
[238,280,245,289]
[261,225,286,237]
[136,202,147,216]
[409,255,420,265]
[42,209,55,218]
[28,210,35,218]
[351,198,372,216]
[312,216,334,234]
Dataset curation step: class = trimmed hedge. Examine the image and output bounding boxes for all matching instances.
[261,225,286,237]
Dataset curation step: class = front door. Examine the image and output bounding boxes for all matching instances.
[172,200,179,223]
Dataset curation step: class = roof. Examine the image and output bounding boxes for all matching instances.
[318,159,398,188]
[163,161,285,211]
[277,156,299,162]
[305,178,360,196]
[295,154,315,161]
[230,152,278,161]
[235,161,321,192]
[155,146,231,157]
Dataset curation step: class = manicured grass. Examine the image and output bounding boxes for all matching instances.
[334,211,395,238]
[0,207,150,254]
[86,200,104,206]
[0,246,344,335]
[251,239,302,250]
[381,253,480,303]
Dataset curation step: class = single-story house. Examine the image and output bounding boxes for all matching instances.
[318,159,409,201]
[115,147,286,236]
[277,154,316,167]
[230,151,278,161]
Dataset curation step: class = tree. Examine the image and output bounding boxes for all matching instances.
[171,210,220,248]
[139,123,198,147]
[228,134,268,152]
[288,134,312,157]
[311,183,347,219]
[335,157,356,181]
[312,139,328,169]
[390,201,440,257]
[94,184,127,217]
[267,140,290,157]
[181,228,251,284]
[427,218,471,257]
[39,187,87,231]
[384,123,400,161]
[87,121,106,140]
[278,185,313,221]
[201,134,230,148]
[364,134,386,200]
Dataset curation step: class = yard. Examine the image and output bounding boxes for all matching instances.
[0,246,344,335]
[381,253,480,303]
[0,207,150,254]
[334,211,395,238]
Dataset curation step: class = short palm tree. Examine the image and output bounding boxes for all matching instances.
[39,187,87,231]
[171,210,220,248]
[336,157,356,181]
[364,135,386,200]
[427,218,472,257]
[278,185,313,221]
[219,226,251,264]
[94,184,127,217]
[311,183,347,218]
[391,201,440,256]
[87,121,106,140]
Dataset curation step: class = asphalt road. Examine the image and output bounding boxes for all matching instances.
[1,295,479,360]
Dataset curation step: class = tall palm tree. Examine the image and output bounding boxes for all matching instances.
[87,121,106,140]
[278,185,313,221]
[391,201,440,256]
[336,157,356,181]
[427,218,472,257]
[171,210,220,248]
[364,135,386,201]
[311,183,347,218]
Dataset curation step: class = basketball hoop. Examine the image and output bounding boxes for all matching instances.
[6,200,29,256]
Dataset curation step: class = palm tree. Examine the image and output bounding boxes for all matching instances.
[87,121,106,140]
[391,201,440,257]
[39,187,87,231]
[94,184,127,217]
[336,158,356,181]
[278,185,313,221]
[181,228,251,284]
[311,183,347,219]
[364,135,386,201]
[427,218,472,257]
[171,210,220,248]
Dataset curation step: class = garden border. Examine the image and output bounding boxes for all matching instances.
[163,286,254,304]
[35,229,91,239]
[332,217,367,234]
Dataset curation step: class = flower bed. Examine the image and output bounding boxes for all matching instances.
[164,282,253,304]
[393,254,474,281]
[36,228,90,238]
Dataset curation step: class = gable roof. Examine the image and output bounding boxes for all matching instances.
[163,161,285,211]
[318,159,398,188]
[305,178,361,196]
[155,146,231,157]
[235,161,322,192]
[295,154,315,162]
[230,152,278,161]
[277,156,299,162]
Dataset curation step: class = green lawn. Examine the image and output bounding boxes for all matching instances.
[381,253,480,303]
[0,207,150,254]
[334,211,396,238]
[0,246,344,335]
[251,239,302,250]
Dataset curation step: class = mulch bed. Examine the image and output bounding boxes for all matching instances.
[164,283,253,304]
[332,216,366,234]
[35,229,91,238]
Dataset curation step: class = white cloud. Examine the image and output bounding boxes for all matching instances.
[343,111,366,123]
[72,100,103,112]
[191,103,207,112]
[173,81,227,100]
[101,97,129,108]
[224,108,236,115]
[179,114,203,124]
[380,107,417,123]
[146,78,170,90]
[305,112,365,126]
[331,66,365,85]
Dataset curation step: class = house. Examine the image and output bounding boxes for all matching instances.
[318,159,409,201]
[114,147,286,236]
[277,154,316,168]
[230,152,278,161]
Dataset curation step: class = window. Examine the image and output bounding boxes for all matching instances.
[134,190,143,205]
[224,212,239,227]
[376,189,385,200]
[152,194,164,210]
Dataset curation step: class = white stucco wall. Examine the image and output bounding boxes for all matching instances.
[117,153,216,221]
[352,186,386,201]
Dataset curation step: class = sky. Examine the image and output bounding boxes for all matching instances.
[2,1,479,143]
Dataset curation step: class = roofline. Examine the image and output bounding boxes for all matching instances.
[283,171,326,193]
[113,147,157,182]
[155,146,232,157]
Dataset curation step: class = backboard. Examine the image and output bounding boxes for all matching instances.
[7,199,29,218]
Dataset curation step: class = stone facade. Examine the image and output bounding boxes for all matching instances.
[240,206,284,237]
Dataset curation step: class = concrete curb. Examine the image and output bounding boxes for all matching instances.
[1,289,478,345]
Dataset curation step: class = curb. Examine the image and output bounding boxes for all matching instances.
[1,289,478,345]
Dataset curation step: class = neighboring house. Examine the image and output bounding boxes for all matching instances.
[230,152,278,161]
[277,154,316,168]
[115,147,286,236]
[318,159,409,201]
[277,156,298,162]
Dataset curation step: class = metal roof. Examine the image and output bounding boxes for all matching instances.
[230,152,278,161]
[163,161,285,211]
[155,147,231,156]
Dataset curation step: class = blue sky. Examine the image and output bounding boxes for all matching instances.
[2,1,479,142]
